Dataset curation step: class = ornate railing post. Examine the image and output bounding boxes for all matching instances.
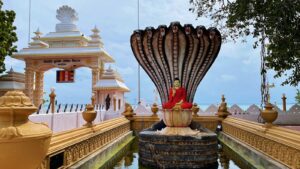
[49,88,56,114]
[216,95,231,119]
[192,103,200,117]
[151,103,159,117]
[261,102,278,128]
[121,103,136,131]
[122,103,135,118]
[82,104,97,127]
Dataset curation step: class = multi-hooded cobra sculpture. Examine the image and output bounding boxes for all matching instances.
[130,21,222,103]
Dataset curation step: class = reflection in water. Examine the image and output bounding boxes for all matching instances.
[113,138,247,169]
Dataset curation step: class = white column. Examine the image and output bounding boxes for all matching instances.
[34,71,44,106]
[92,68,99,93]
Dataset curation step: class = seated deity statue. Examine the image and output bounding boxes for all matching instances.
[162,78,193,109]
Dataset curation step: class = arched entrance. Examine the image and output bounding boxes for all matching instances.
[44,67,92,104]
[12,5,114,106]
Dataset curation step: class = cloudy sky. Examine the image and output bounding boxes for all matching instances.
[3,0,299,106]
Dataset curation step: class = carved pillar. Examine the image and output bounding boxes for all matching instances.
[99,61,104,78]
[113,97,116,111]
[92,68,99,93]
[34,71,44,106]
[91,93,95,106]
[25,68,34,101]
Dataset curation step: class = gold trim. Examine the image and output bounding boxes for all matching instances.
[38,117,131,169]
[223,117,300,168]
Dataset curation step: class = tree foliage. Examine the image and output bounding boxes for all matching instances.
[0,0,17,73]
[189,0,300,86]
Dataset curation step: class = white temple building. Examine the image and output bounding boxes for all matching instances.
[11,5,129,107]
[0,68,25,96]
[94,66,130,111]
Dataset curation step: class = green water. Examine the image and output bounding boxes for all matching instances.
[112,138,248,169]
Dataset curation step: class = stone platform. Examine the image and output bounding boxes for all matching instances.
[139,121,218,169]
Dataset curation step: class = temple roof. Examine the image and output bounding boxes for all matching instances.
[0,68,25,82]
[94,67,130,92]
[12,6,114,63]
[0,68,25,90]
[13,47,113,62]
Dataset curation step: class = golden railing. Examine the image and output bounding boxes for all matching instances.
[222,117,300,169]
[39,117,131,169]
[126,115,221,133]
[193,116,221,131]
[128,115,160,133]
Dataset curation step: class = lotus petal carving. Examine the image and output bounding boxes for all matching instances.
[130,22,222,103]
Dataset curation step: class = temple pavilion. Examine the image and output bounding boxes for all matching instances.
[94,66,130,111]
[11,5,128,107]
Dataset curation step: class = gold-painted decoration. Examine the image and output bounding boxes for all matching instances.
[192,103,200,117]
[216,95,231,119]
[261,102,278,128]
[0,91,52,169]
[130,116,160,133]
[49,88,56,114]
[38,117,130,169]
[122,103,135,117]
[223,117,300,169]
[192,115,221,131]
[82,104,97,127]
[151,103,159,117]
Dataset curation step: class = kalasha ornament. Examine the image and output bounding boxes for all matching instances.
[130,22,222,103]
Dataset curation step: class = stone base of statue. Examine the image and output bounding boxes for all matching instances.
[139,105,218,169]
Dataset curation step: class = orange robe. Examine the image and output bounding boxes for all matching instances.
[162,87,193,109]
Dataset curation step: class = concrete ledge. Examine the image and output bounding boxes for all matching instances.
[70,131,134,169]
[218,132,289,169]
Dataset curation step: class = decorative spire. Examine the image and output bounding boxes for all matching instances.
[32,28,42,40]
[89,25,104,48]
[29,28,49,48]
[92,25,99,34]
[221,94,225,103]
[9,67,14,72]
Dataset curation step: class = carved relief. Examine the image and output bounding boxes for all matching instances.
[223,121,300,169]
[39,122,131,169]
[56,5,78,23]
[0,126,21,139]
